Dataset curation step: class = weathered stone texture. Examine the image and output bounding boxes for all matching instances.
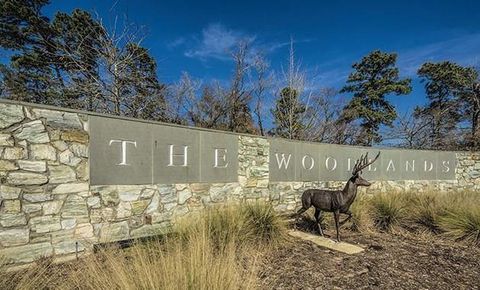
[0,103,90,267]
[0,104,24,129]
[1,102,479,268]
[31,109,82,129]
[14,120,50,143]
[17,160,46,172]
[0,242,53,263]
[7,172,48,185]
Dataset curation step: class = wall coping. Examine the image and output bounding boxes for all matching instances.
[0,98,475,154]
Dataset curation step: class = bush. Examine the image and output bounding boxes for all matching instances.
[370,191,408,232]
[175,202,287,250]
[439,205,480,246]
[348,193,373,232]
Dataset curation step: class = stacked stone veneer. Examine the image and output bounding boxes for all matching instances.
[1,102,479,267]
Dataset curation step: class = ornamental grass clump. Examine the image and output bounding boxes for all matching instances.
[410,192,444,234]
[439,204,480,246]
[370,191,409,232]
[348,193,373,232]
[175,202,288,249]
[0,202,289,290]
[242,202,288,245]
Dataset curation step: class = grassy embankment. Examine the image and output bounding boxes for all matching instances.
[1,190,480,289]
[0,203,287,290]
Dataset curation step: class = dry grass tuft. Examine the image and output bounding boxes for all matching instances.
[0,202,286,290]
[439,205,480,245]
[369,191,409,232]
[349,190,480,246]
[348,193,374,232]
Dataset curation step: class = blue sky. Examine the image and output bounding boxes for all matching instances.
[8,0,480,120]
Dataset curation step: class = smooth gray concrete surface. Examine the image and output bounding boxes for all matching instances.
[152,125,201,183]
[269,140,456,182]
[199,131,238,182]
[89,116,153,185]
[89,116,239,185]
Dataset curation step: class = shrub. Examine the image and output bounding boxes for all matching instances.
[242,202,287,245]
[410,192,444,233]
[370,191,408,232]
[348,193,373,232]
[439,205,480,246]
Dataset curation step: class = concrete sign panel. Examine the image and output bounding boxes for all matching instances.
[199,131,238,183]
[90,115,457,185]
[89,117,153,185]
[89,116,239,185]
[269,139,457,182]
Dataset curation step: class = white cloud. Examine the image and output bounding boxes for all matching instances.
[398,32,480,76]
[184,23,255,61]
[182,23,313,62]
[167,37,186,49]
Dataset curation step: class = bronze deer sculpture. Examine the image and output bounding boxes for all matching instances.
[297,152,380,242]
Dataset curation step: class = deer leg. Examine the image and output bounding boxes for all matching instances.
[339,211,353,226]
[333,210,341,242]
[314,208,324,236]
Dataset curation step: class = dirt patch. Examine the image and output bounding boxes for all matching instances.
[257,229,480,289]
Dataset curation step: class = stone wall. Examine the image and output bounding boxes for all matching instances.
[1,101,479,268]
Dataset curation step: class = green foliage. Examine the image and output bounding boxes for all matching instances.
[271,87,307,139]
[416,62,477,149]
[341,50,412,145]
[0,0,167,121]
[369,191,408,232]
[175,202,287,250]
[439,205,480,245]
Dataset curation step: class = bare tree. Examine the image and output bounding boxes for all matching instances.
[166,72,199,125]
[271,39,316,140]
[48,12,167,120]
[225,40,256,133]
[251,53,272,136]
[383,111,431,149]
[464,69,480,149]
[303,88,350,143]
[188,81,228,129]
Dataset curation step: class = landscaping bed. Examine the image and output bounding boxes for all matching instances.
[1,195,480,290]
[258,230,480,289]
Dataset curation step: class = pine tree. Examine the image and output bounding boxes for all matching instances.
[271,87,306,139]
[119,43,167,121]
[1,0,66,104]
[417,61,477,149]
[340,50,411,145]
[0,0,168,121]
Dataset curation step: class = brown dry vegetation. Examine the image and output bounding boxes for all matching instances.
[1,191,480,290]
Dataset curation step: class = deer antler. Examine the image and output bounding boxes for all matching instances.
[352,151,381,175]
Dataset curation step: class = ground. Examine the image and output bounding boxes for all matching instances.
[257,229,480,290]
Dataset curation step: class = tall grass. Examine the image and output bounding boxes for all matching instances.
[439,205,480,245]
[369,191,409,232]
[1,202,287,290]
[348,193,373,232]
[351,190,480,246]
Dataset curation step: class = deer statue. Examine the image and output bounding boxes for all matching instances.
[296,152,381,242]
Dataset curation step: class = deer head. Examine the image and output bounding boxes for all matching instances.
[350,151,381,187]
